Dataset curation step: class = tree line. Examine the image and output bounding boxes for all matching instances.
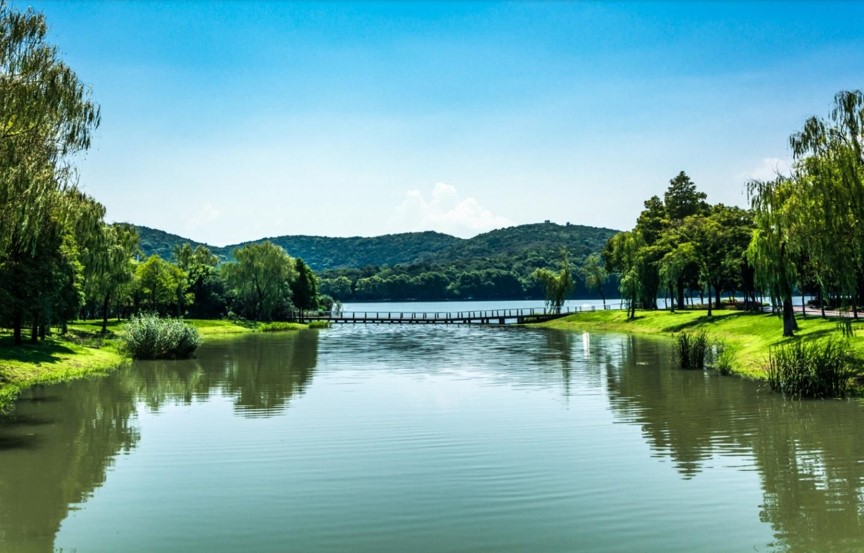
[315,255,615,304]
[604,90,864,336]
[0,3,322,344]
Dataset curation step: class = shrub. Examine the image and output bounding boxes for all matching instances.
[258,322,306,332]
[675,331,709,370]
[707,340,736,375]
[766,338,854,398]
[122,314,201,360]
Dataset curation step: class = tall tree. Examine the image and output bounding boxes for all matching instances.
[0,1,100,256]
[222,241,297,321]
[532,249,573,314]
[664,171,709,222]
[290,258,318,312]
[747,177,800,336]
[580,253,608,309]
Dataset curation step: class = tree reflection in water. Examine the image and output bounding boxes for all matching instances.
[0,330,320,552]
[602,333,864,553]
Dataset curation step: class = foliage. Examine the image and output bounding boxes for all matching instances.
[580,253,608,308]
[257,322,307,332]
[136,222,620,303]
[221,241,297,321]
[121,313,201,360]
[291,258,318,311]
[708,340,736,375]
[675,331,709,370]
[766,338,854,398]
[532,250,574,313]
[540,308,864,380]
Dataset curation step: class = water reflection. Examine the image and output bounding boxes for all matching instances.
[599,332,864,552]
[0,330,320,553]
[124,330,319,417]
[1,327,863,553]
[0,376,139,552]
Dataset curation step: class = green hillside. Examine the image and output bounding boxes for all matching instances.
[241,232,461,271]
[134,222,618,274]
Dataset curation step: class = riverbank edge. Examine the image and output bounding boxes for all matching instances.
[534,308,864,381]
[0,318,317,412]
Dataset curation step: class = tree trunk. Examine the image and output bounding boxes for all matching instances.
[714,286,721,310]
[782,298,796,337]
[12,313,22,346]
[707,283,713,316]
[30,317,38,343]
[101,292,111,334]
[819,289,826,318]
[676,279,685,310]
[801,291,806,318]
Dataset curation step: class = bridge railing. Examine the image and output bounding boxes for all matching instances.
[293,302,628,322]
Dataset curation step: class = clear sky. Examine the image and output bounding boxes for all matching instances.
[28,0,864,245]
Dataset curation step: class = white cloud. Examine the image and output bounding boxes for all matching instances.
[744,157,792,181]
[186,202,221,232]
[388,182,512,238]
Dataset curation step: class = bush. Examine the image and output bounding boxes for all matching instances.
[122,314,201,360]
[707,340,736,375]
[766,338,854,398]
[258,322,306,332]
[675,331,709,370]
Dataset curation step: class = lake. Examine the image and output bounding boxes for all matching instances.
[1,322,863,552]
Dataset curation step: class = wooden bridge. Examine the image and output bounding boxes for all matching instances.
[295,305,613,325]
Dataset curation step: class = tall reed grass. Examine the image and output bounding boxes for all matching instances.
[675,331,709,370]
[766,338,853,398]
[122,314,201,360]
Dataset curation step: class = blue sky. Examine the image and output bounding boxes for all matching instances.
[29,0,864,245]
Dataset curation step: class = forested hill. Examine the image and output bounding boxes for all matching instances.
[134,222,619,273]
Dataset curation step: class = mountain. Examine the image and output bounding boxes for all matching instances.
[135,226,232,262]
[133,222,619,272]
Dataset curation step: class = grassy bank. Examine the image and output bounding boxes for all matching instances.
[539,309,864,379]
[0,326,127,411]
[0,318,319,411]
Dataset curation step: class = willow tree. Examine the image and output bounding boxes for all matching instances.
[604,231,647,319]
[222,241,298,321]
[580,253,608,309]
[0,2,100,343]
[790,90,864,314]
[747,177,800,336]
[532,249,573,314]
[0,1,100,254]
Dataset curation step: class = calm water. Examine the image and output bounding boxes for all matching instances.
[1,325,863,553]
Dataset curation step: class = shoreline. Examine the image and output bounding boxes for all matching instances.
[0,318,315,412]
[534,308,864,380]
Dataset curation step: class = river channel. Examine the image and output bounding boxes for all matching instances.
[1,323,863,552]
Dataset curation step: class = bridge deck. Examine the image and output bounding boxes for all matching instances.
[296,305,616,325]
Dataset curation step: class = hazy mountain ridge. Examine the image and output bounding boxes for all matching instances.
[133,222,619,272]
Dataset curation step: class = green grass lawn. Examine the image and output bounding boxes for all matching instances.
[0,330,126,411]
[0,317,317,411]
[539,308,864,379]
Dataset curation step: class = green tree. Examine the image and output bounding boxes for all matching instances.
[580,253,608,308]
[664,171,709,222]
[174,243,226,318]
[0,1,100,255]
[87,223,139,333]
[134,255,190,316]
[222,241,297,321]
[532,249,573,314]
[747,177,800,336]
[291,258,318,312]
